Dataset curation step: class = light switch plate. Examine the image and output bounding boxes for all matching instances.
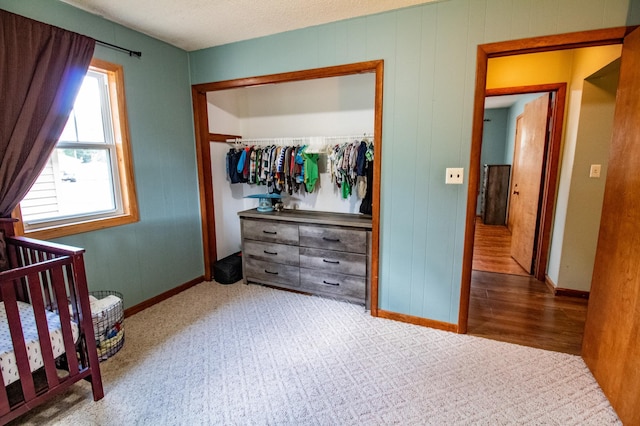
[446,168,464,184]
[589,164,601,178]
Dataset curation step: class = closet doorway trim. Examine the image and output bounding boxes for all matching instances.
[191,60,384,316]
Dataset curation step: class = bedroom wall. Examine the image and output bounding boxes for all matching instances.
[0,1,204,308]
[189,0,638,324]
[208,75,375,259]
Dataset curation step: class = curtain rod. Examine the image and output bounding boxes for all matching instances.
[96,39,142,58]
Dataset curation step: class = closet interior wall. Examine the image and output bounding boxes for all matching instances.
[207,74,376,259]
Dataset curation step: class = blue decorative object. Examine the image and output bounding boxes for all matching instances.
[245,193,282,212]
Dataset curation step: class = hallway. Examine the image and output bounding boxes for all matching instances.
[472,218,528,276]
[469,218,588,355]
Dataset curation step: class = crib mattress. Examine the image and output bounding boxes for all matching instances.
[0,301,79,386]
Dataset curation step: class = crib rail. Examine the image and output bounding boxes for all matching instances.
[0,236,103,424]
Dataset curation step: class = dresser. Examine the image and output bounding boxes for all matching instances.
[238,209,372,307]
[480,164,511,225]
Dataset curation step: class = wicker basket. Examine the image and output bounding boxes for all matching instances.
[89,290,124,361]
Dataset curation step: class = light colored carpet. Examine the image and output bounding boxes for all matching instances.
[15,281,620,425]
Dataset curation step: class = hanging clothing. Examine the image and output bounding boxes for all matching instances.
[359,158,373,215]
[356,141,367,176]
[226,149,243,184]
[249,148,257,184]
[242,147,252,181]
[295,145,306,185]
[303,152,319,193]
[225,137,374,200]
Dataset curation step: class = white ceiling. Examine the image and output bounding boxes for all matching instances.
[61,0,441,51]
[484,94,530,109]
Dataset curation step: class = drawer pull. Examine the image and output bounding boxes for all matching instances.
[263,230,277,235]
[322,280,340,286]
[265,270,279,275]
[323,237,340,242]
[263,250,278,255]
[323,259,340,264]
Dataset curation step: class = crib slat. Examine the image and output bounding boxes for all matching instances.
[6,245,27,302]
[40,253,55,311]
[65,262,85,370]
[51,265,79,375]
[26,271,60,388]
[0,285,36,401]
[71,254,104,400]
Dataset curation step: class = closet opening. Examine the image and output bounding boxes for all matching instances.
[191,60,384,315]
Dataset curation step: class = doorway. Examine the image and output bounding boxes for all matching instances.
[463,23,640,426]
[473,85,564,280]
[191,60,384,315]
[463,39,624,354]
[469,85,579,353]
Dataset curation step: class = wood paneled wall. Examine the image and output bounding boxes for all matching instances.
[582,27,640,426]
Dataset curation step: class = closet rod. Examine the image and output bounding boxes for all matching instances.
[226,134,373,145]
[95,39,142,58]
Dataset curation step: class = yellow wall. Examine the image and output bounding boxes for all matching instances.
[487,50,574,89]
[487,45,621,89]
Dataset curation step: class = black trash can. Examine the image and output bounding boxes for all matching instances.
[213,251,243,284]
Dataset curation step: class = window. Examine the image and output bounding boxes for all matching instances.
[16,59,138,239]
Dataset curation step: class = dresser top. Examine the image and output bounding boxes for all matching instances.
[238,208,372,229]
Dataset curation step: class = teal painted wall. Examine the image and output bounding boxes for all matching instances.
[477,108,509,215]
[482,109,509,167]
[3,0,637,320]
[0,1,204,308]
[189,0,637,323]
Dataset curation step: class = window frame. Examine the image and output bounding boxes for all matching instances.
[13,58,139,239]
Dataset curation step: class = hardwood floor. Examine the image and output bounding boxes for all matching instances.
[472,218,528,276]
[468,271,587,355]
[469,217,588,355]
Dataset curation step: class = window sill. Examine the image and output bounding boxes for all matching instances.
[21,212,139,240]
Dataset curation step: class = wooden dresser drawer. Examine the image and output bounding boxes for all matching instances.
[245,258,300,287]
[243,240,299,266]
[242,219,299,245]
[299,225,366,254]
[299,247,366,276]
[299,268,366,302]
[239,208,371,306]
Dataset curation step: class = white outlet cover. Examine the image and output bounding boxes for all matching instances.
[446,168,464,184]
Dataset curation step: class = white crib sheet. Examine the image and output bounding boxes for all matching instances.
[0,301,79,386]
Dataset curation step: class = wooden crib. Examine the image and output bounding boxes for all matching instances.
[0,219,103,424]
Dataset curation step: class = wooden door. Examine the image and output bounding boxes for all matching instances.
[582,27,640,426]
[507,116,522,233]
[509,93,551,273]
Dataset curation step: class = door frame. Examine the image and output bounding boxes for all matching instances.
[191,60,384,315]
[459,26,634,333]
[486,84,566,279]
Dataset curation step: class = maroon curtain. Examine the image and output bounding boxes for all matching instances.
[0,10,95,218]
